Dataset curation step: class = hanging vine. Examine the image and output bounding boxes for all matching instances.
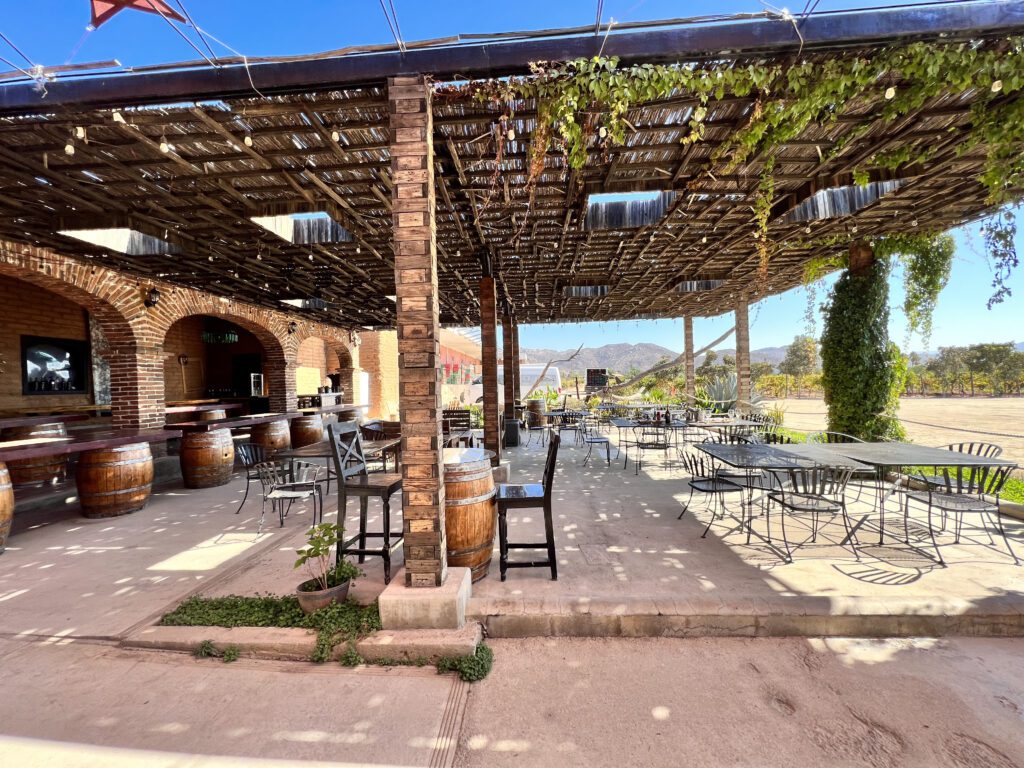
[981,210,1019,309]
[443,36,1024,301]
[872,232,955,344]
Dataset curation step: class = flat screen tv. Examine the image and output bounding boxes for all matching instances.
[22,335,91,395]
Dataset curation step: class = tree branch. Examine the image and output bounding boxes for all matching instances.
[523,343,584,398]
[602,327,735,393]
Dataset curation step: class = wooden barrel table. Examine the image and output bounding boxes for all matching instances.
[0,464,13,553]
[251,419,291,455]
[179,429,234,488]
[2,423,68,487]
[75,443,154,519]
[526,399,547,428]
[443,447,497,582]
[290,415,325,448]
[198,408,227,422]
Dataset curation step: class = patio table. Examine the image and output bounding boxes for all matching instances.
[794,441,1019,543]
[611,417,690,468]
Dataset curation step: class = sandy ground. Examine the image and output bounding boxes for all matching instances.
[767,397,1024,467]
[456,636,1024,768]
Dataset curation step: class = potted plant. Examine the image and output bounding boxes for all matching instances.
[294,523,361,614]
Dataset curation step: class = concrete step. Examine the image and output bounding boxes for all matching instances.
[356,622,482,663]
[469,595,1024,639]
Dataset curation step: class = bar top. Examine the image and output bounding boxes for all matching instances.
[0,413,91,429]
[295,403,366,416]
[166,412,302,432]
[165,403,244,415]
[0,428,178,463]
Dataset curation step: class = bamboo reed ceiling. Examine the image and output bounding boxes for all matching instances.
[0,34,1019,327]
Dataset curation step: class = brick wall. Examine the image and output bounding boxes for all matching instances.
[0,275,92,412]
[358,330,399,419]
[0,240,358,429]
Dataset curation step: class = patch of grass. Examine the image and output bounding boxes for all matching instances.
[161,595,381,663]
[194,639,217,658]
[437,643,493,683]
[221,645,241,663]
[193,639,241,662]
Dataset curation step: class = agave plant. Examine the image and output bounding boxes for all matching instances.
[704,373,764,413]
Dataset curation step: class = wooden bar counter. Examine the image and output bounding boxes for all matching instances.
[290,403,366,448]
[0,428,178,550]
[166,402,243,423]
[0,414,90,488]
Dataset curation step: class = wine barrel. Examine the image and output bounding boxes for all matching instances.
[179,429,234,489]
[2,423,68,487]
[0,464,13,553]
[526,399,547,428]
[251,420,290,455]
[198,408,227,422]
[75,443,153,519]
[290,415,325,448]
[444,453,496,582]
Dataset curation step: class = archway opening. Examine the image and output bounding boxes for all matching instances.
[163,315,272,409]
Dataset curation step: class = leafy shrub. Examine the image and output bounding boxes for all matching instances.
[437,643,494,683]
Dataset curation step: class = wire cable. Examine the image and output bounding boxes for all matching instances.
[378,0,402,52]
[387,0,407,52]
[144,0,218,67]
[173,0,218,62]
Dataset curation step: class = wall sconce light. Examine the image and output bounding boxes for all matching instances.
[144,287,161,308]
[287,321,298,335]
[177,354,188,366]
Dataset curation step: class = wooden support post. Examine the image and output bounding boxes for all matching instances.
[511,320,522,405]
[389,75,446,588]
[480,277,502,466]
[734,301,751,410]
[684,316,695,400]
[502,312,518,447]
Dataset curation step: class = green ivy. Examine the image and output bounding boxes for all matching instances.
[820,258,906,441]
[437,643,494,683]
[873,232,955,344]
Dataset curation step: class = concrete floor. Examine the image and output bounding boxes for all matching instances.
[2,447,1024,766]
[455,636,1024,768]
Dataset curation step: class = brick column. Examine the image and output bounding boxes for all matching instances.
[511,320,522,404]
[480,277,501,466]
[502,312,516,420]
[389,75,446,587]
[735,301,751,409]
[684,316,695,401]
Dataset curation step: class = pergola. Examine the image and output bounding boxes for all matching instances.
[0,1,1022,587]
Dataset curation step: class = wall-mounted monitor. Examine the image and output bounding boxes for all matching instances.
[22,335,91,395]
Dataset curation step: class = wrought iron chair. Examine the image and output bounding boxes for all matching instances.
[909,442,1003,489]
[556,411,584,446]
[235,442,269,515]
[581,415,611,467]
[497,433,560,581]
[902,463,1018,566]
[767,465,860,563]
[678,448,745,538]
[253,460,324,535]
[631,424,672,474]
[327,421,404,584]
[807,431,864,444]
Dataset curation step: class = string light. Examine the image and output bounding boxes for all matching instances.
[74,126,86,140]
[598,126,607,139]
[991,79,1003,93]
[884,86,896,100]
[112,110,125,124]
[159,135,170,153]
[506,128,515,141]
[243,134,253,147]
[331,130,340,142]
[64,139,75,156]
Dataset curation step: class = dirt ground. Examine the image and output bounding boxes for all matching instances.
[766,397,1024,467]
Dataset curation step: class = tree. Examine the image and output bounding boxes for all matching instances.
[820,253,905,440]
[778,335,818,377]
[750,361,775,384]
[926,346,968,395]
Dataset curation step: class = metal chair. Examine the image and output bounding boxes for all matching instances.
[253,460,324,535]
[909,442,1003,489]
[235,442,269,515]
[581,416,611,467]
[678,448,745,537]
[327,421,404,584]
[903,463,1018,566]
[556,411,584,446]
[631,424,672,474]
[807,431,864,444]
[497,433,560,581]
[767,465,860,563]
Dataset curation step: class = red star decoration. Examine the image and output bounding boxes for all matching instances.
[90,0,186,29]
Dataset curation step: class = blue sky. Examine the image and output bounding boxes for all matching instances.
[2,0,1021,352]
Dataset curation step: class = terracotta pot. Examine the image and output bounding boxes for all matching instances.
[295,578,351,614]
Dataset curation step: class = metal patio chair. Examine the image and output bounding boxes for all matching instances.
[235,442,269,515]
[767,465,860,563]
[253,460,324,535]
[902,463,1018,567]
[677,448,745,536]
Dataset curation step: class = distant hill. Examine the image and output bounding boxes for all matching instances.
[520,342,790,374]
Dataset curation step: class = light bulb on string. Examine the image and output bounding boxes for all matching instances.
[331,130,340,142]
[884,86,896,100]
[159,136,170,153]
[64,140,75,156]
[992,79,1003,93]
[74,126,86,140]
[243,134,253,147]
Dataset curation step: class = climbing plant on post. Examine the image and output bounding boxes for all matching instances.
[820,241,907,441]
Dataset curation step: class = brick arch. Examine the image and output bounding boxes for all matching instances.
[152,302,293,413]
[0,246,152,428]
[292,326,358,402]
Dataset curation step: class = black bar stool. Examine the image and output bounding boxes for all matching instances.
[496,433,560,581]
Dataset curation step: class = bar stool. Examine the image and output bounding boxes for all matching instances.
[327,421,403,584]
[496,433,560,581]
